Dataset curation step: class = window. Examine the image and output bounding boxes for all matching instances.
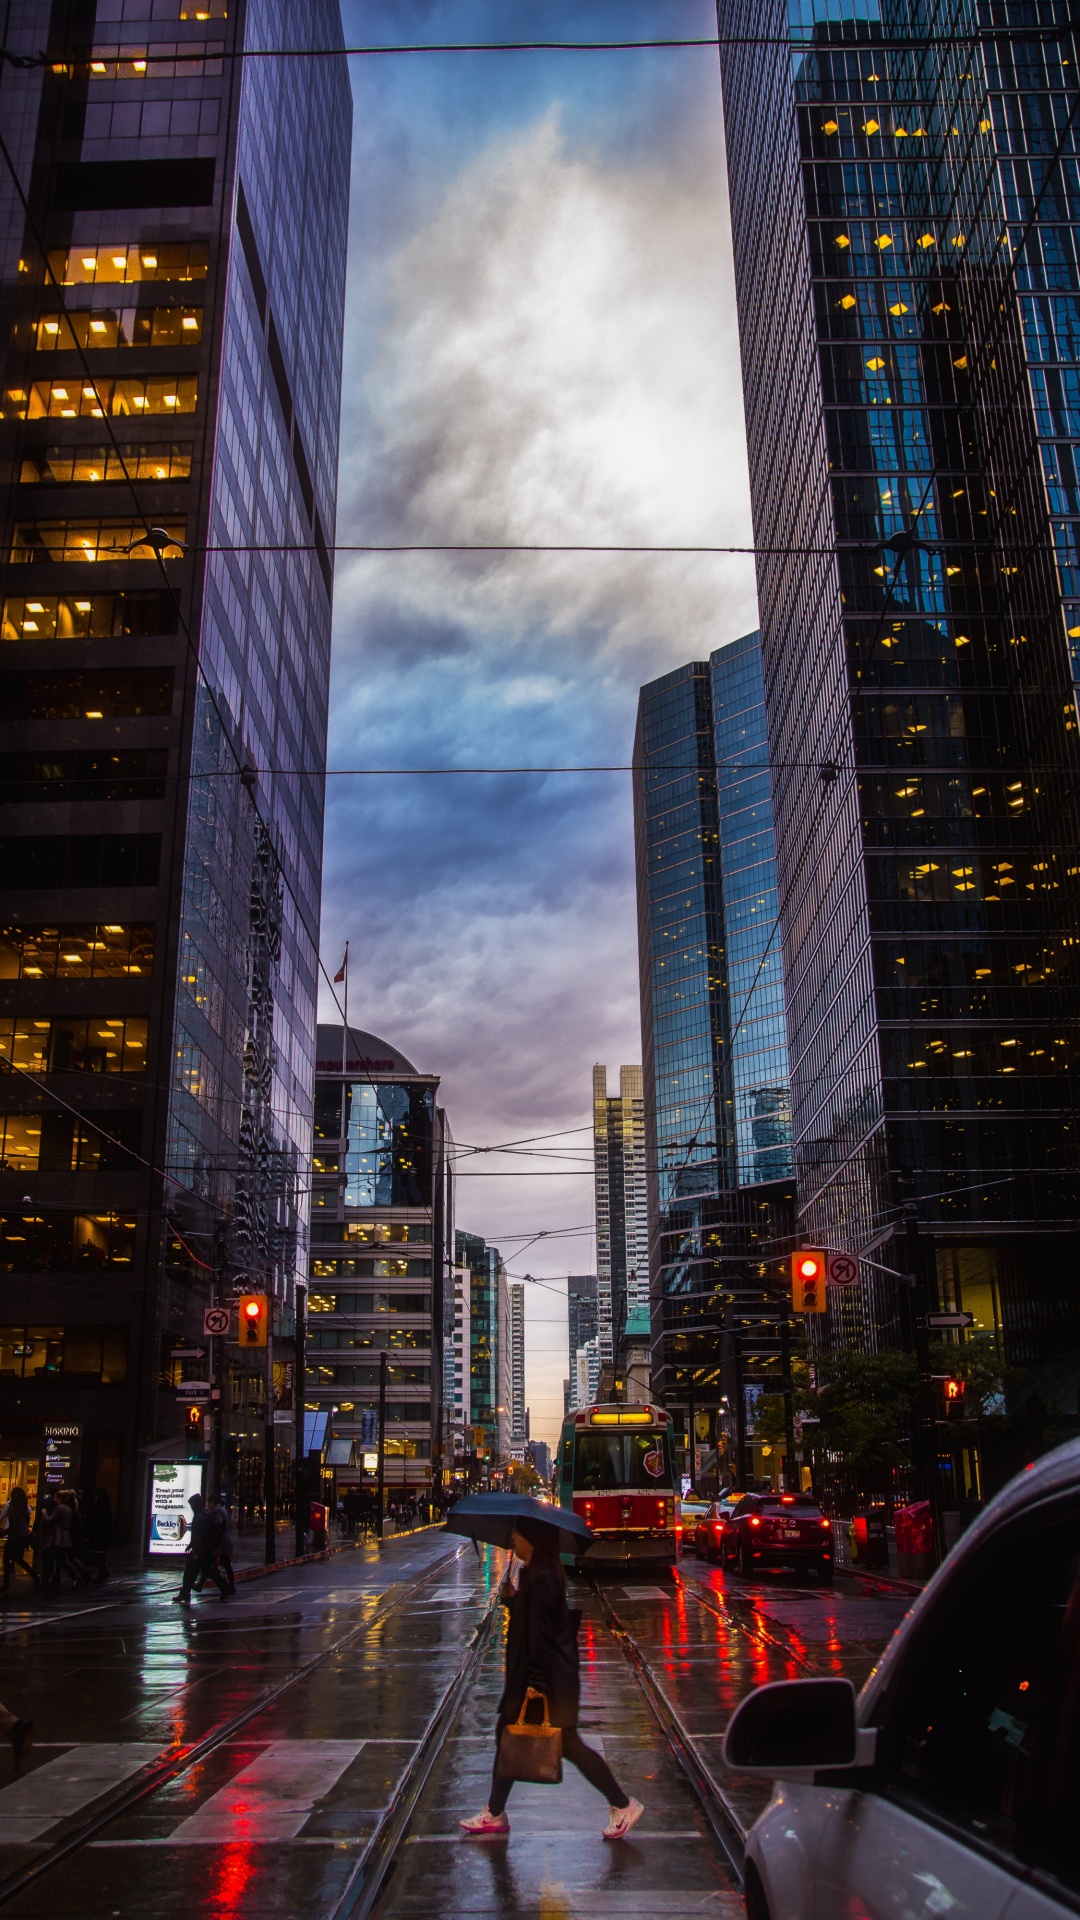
[0,922,154,979]
[574,1433,672,1491]
[34,308,202,352]
[0,1017,148,1074]
[47,243,208,287]
[20,443,192,485]
[0,750,167,803]
[0,1212,136,1271]
[879,1496,1080,1896]
[4,376,198,420]
[11,519,185,563]
[0,1325,127,1384]
[2,591,177,642]
[0,669,173,719]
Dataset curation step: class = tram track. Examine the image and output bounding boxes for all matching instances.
[0,1541,470,1912]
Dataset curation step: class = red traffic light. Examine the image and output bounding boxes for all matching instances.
[238,1293,268,1346]
[791,1249,826,1312]
[185,1404,202,1432]
[944,1377,964,1402]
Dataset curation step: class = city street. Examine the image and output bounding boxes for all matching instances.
[0,1532,912,1919]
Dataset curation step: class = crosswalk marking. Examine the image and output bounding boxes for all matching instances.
[620,1586,669,1599]
[0,1744,159,1844]
[420,1587,479,1602]
[164,1740,365,1842]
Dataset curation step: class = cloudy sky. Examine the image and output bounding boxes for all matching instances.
[322,0,758,1445]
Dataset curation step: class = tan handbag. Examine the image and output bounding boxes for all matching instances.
[496,1687,563,1784]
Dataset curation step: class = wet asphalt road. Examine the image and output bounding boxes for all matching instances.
[0,1536,911,1919]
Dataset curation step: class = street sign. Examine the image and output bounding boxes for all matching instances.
[826,1251,860,1288]
[272,1409,293,1425]
[203,1307,231,1337]
[927,1311,975,1329]
[176,1380,211,1401]
[170,1346,205,1360]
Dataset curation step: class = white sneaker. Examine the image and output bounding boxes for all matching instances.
[459,1807,510,1836]
[603,1797,644,1840]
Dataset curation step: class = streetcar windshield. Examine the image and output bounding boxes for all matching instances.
[574,1432,671,1491]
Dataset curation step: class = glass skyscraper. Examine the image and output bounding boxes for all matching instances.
[592,1063,650,1365]
[634,644,796,1478]
[718,0,1080,1375]
[455,1228,508,1478]
[0,4,350,1533]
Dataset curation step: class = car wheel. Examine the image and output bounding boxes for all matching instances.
[743,1862,772,1920]
[737,1537,755,1580]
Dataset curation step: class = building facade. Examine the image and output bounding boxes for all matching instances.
[567,1272,598,1369]
[592,1064,649,1364]
[634,647,797,1484]
[0,4,350,1534]
[507,1278,526,1448]
[455,1227,507,1480]
[307,1027,452,1493]
[718,0,1080,1389]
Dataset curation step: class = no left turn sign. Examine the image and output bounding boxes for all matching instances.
[826,1252,860,1289]
[203,1306,232,1336]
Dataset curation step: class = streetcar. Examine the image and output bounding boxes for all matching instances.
[557,1402,681,1566]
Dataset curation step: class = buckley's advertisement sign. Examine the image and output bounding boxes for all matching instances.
[147,1460,204,1555]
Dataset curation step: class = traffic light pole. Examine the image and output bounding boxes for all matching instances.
[779,1315,797,1491]
[903,1202,945,1566]
[294,1282,306,1559]
[264,1310,276,1565]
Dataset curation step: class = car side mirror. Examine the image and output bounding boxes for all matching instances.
[722,1678,877,1778]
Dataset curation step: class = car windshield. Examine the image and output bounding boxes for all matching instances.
[575,1432,671,1490]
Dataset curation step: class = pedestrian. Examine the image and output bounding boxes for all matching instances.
[173,1494,230,1603]
[0,1698,32,1772]
[0,1488,38,1592]
[460,1516,644,1840]
[41,1492,85,1588]
[209,1492,236,1593]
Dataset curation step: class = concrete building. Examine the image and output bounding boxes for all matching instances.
[507,1279,526,1448]
[567,1273,598,1377]
[455,1229,508,1480]
[0,4,350,1535]
[306,1027,453,1494]
[592,1065,649,1365]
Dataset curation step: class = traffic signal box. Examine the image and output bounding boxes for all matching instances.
[185,1404,202,1437]
[791,1249,827,1313]
[239,1293,269,1346]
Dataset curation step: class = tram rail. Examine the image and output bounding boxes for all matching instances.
[0,1542,469,1912]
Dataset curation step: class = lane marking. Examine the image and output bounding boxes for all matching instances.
[0,1745,160,1844]
[0,1603,114,1638]
[619,1586,669,1599]
[163,1739,366,1842]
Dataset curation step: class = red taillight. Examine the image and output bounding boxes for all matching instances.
[713,1522,724,1535]
[781,1494,795,1504]
[749,1515,761,1528]
[819,1518,831,1531]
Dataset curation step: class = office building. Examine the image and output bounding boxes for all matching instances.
[592,1064,649,1363]
[0,5,350,1534]
[634,645,797,1480]
[718,1,1080,1386]
[507,1278,526,1446]
[455,1228,508,1477]
[442,1262,469,1471]
[527,1438,551,1483]
[566,1272,598,1377]
[573,1335,601,1411]
[307,1027,453,1493]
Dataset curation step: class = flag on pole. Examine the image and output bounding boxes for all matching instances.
[334,942,348,984]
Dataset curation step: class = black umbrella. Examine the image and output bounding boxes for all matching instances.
[445,1492,594,1557]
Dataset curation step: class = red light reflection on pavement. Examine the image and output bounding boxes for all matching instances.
[210,1845,258,1919]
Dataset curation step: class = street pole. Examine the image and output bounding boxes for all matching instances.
[264,1302,276,1565]
[687,1387,696,1492]
[779,1314,797,1492]
[904,1200,945,1565]
[211,1220,226,1500]
[294,1282,306,1558]
[377,1348,387,1537]
[732,1320,748,1490]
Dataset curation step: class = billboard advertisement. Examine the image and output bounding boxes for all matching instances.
[147,1460,204,1556]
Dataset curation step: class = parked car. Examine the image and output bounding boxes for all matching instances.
[723,1441,1080,1920]
[679,1495,711,1553]
[722,1492,834,1583]
[694,1494,741,1563]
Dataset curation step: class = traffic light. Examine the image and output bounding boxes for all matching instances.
[943,1376,965,1406]
[185,1404,202,1437]
[239,1292,268,1346]
[791,1249,827,1313]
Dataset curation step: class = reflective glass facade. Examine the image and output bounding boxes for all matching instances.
[455,1229,508,1475]
[0,4,350,1532]
[307,1027,452,1491]
[634,659,796,1469]
[718,0,1080,1363]
[592,1063,649,1364]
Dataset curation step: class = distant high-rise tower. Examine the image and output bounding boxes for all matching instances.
[508,1279,526,1445]
[592,1065,649,1364]
[566,1273,598,1377]
[0,3,350,1531]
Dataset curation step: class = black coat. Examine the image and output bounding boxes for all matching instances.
[499,1562,582,1730]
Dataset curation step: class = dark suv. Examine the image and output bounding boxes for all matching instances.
[723,1492,834,1583]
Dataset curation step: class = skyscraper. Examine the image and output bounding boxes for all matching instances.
[0,6,350,1533]
[634,641,797,1475]
[718,1,1080,1380]
[455,1228,507,1477]
[507,1278,526,1448]
[566,1271,598,1382]
[307,1027,452,1497]
[592,1064,649,1364]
